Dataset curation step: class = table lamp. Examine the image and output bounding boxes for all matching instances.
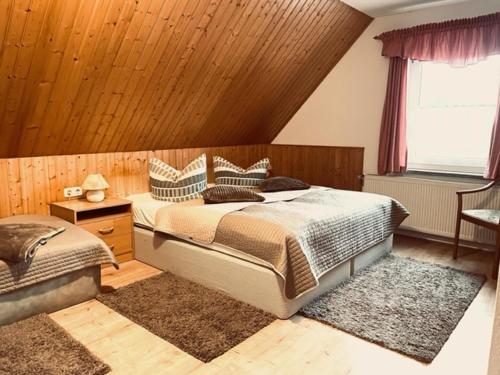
[82,174,110,203]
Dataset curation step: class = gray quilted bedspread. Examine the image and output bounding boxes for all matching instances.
[215,189,409,299]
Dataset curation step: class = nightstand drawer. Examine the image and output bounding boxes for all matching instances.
[79,215,132,238]
[100,233,132,256]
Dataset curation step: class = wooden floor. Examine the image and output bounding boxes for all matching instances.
[50,235,498,375]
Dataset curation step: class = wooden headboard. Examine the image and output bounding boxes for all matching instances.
[0,144,363,218]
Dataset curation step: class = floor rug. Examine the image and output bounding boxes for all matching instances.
[0,314,110,375]
[300,254,485,363]
[97,272,276,362]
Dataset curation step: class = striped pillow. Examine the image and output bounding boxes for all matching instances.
[149,154,207,202]
[213,156,270,188]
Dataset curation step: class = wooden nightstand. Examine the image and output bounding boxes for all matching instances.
[50,198,134,264]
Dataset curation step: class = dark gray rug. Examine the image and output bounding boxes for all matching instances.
[97,272,276,362]
[300,254,485,363]
[0,314,110,375]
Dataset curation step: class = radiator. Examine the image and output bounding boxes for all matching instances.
[364,175,499,245]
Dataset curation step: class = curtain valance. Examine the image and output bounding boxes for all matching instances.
[375,12,500,66]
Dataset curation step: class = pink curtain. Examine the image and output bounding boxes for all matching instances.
[378,57,408,175]
[376,12,500,176]
[375,12,500,66]
[484,89,500,179]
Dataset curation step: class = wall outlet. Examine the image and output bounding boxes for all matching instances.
[63,186,83,198]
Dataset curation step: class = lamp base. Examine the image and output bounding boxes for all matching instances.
[86,190,105,203]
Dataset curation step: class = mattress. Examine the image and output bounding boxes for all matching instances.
[127,192,172,230]
[127,192,276,268]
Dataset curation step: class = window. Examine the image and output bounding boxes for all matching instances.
[406,55,500,175]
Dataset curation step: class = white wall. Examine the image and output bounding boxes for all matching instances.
[273,0,500,175]
[489,277,500,375]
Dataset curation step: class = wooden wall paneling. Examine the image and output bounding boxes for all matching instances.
[28,0,102,156]
[0,0,371,157]
[110,0,211,153]
[62,0,155,155]
[131,0,244,150]
[46,154,59,204]
[0,0,31,155]
[178,0,292,148]
[257,8,371,142]
[89,1,160,154]
[243,4,351,141]
[15,0,83,156]
[99,0,187,154]
[267,145,364,191]
[197,1,335,143]
[154,0,294,150]
[0,145,363,218]
[6,158,22,216]
[197,0,326,145]
[222,0,336,143]
[4,0,51,157]
[117,0,221,152]
[246,3,353,141]
[76,2,166,152]
[57,0,139,156]
[75,0,142,154]
[0,1,14,45]
[288,10,369,130]
[161,0,274,150]
[0,159,11,217]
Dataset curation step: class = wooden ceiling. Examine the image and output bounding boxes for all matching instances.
[0,0,371,157]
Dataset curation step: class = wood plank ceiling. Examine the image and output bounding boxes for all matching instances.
[0,0,371,157]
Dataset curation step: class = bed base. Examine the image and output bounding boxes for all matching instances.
[0,266,101,326]
[134,227,392,319]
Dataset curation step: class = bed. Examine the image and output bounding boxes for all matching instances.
[129,188,408,319]
[0,215,116,325]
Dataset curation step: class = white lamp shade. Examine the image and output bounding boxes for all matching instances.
[82,174,110,191]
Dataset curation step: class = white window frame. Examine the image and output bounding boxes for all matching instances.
[406,57,499,176]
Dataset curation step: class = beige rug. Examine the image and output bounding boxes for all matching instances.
[0,314,110,375]
[97,272,276,362]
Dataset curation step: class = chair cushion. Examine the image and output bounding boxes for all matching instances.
[462,209,500,225]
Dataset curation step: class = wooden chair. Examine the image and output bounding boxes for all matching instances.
[453,178,500,278]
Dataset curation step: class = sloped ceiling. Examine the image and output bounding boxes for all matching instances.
[0,0,371,157]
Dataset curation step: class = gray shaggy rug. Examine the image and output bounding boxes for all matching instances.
[97,272,276,362]
[0,314,110,375]
[300,254,485,363]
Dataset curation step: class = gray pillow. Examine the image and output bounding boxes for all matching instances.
[259,176,310,192]
[202,186,265,204]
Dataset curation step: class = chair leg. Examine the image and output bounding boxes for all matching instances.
[493,229,500,280]
[453,217,461,260]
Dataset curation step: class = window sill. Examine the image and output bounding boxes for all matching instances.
[403,170,486,184]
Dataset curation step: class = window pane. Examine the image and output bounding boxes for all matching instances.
[407,56,499,174]
[419,57,500,107]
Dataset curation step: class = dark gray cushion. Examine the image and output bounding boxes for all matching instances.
[202,186,265,204]
[259,176,310,192]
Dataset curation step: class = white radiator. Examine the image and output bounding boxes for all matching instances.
[364,175,499,245]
